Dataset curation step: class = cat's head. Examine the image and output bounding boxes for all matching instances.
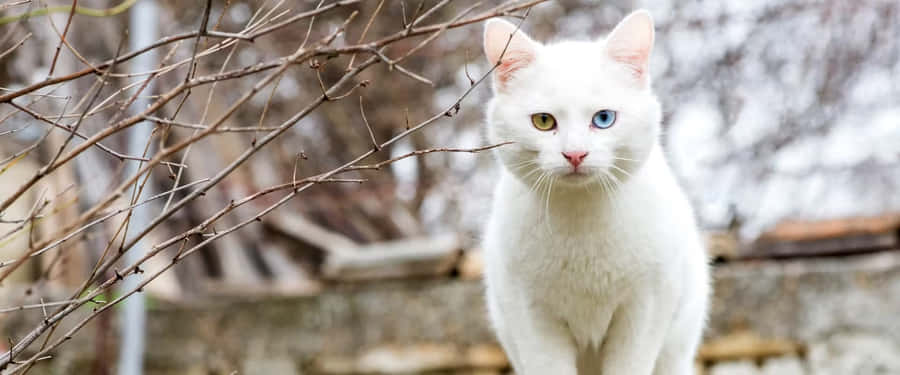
[483,10,661,190]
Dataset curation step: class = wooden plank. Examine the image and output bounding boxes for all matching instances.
[698,329,802,361]
[322,234,461,281]
[749,233,897,259]
[313,343,508,374]
[265,211,358,255]
[758,214,900,242]
[748,215,900,258]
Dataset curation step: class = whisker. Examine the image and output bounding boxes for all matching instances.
[520,168,543,181]
[609,164,632,178]
[544,175,556,236]
[507,159,539,168]
[606,170,624,193]
[528,171,547,197]
[600,170,620,194]
[600,173,613,194]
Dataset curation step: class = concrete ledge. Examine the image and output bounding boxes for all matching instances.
[5,251,900,374]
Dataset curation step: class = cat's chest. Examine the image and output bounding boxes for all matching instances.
[511,225,653,296]
[511,227,642,347]
[494,181,669,295]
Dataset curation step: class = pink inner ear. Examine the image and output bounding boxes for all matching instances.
[496,50,534,86]
[609,49,648,79]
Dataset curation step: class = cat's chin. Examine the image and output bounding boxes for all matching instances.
[551,168,632,191]
[554,171,601,188]
[559,178,592,188]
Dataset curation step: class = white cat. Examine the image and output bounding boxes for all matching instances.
[481,10,710,375]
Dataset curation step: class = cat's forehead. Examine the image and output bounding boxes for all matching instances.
[538,40,609,66]
[511,40,629,100]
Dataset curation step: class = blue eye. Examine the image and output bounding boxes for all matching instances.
[591,110,616,129]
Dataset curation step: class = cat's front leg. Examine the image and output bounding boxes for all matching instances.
[599,291,674,375]
[495,296,578,375]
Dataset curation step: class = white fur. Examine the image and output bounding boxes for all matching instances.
[481,10,710,375]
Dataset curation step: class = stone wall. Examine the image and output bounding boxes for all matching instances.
[9,251,900,375]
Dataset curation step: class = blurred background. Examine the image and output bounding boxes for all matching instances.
[0,0,898,374]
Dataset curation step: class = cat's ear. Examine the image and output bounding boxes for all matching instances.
[484,18,539,90]
[605,10,654,84]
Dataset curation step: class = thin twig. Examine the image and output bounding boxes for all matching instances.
[359,95,380,151]
[346,0,385,71]
[348,142,512,171]
[46,0,77,77]
[0,32,31,61]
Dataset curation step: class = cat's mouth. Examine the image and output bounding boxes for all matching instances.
[558,168,595,184]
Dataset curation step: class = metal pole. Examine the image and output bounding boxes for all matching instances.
[119,0,158,374]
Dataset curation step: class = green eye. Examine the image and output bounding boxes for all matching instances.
[531,113,557,131]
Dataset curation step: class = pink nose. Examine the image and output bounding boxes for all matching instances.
[562,151,588,168]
